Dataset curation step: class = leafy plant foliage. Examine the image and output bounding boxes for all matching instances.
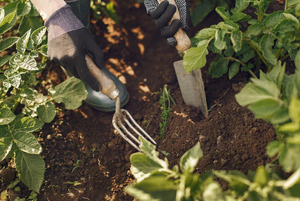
[126,1,300,199]
[0,1,87,193]
[184,0,300,80]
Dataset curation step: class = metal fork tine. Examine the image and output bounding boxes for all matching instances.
[112,118,141,151]
[119,120,141,145]
[122,109,157,144]
[112,97,156,151]
[123,118,148,142]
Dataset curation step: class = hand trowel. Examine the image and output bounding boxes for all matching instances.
[157,0,208,118]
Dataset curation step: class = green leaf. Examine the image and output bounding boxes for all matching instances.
[18,16,42,36]
[267,140,282,157]
[295,50,300,70]
[287,134,300,144]
[268,61,285,90]
[6,72,21,88]
[130,138,169,181]
[0,37,19,52]
[130,153,165,181]
[284,13,299,28]
[183,40,210,73]
[31,26,46,46]
[214,170,250,186]
[230,12,251,22]
[270,108,290,125]
[180,142,202,173]
[37,102,56,123]
[279,122,300,132]
[275,14,300,33]
[3,2,17,15]
[240,50,255,63]
[214,29,226,50]
[0,8,4,23]
[296,3,300,16]
[246,23,263,37]
[279,144,300,172]
[203,182,226,201]
[17,29,31,54]
[13,132,42,155]
[208,59,229,78]
[254,166,268,187]
[12,116,44,133]
[231,30,242,52]
[15,150,45,192]
[195,28,217,41]
[215,6,230,21]
[286,0,300,8]
[248,98,283,120]
[228,62,240,79]
[0,108,16,125]
[215,21,239,31]
[282,74,294,103]
[231,0,249,14]
[37,44,47,57]
[50,77,87,110]
[27,39,35,50]
[17,1,31,16]
[10,54,38,71]
[289,97,300,123]
[125,174,177,201]
[235,80,280,106]
[251,78,281,97]
[0,10,17,34]
[0,55,10,67]
[262,11,285,29]
[260,34,277,65]
[0,136,13,161]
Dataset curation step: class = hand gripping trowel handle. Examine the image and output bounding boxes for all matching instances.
[157,0,191,53]
[85,54,120,100]
[157,0,208,118]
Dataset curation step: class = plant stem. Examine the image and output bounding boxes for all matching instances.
[275,48,282,59]
[244,39,272,70]
[223,57,258,79]
[280,54,290,61]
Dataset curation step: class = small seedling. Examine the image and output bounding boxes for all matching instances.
[156,84,176,138]
[71,160,83,173]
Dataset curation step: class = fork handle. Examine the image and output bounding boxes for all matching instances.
[157,0,191,53]
[85,54,119,100]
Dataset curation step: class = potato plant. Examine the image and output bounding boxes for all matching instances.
[125,1,300,200]
[0,1,87,193]
[184,0,300,79]
[126,55,300,200]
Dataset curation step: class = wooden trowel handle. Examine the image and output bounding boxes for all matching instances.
[85,54,119,100]
[157,0,191,53]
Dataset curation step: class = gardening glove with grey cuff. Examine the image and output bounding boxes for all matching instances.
[46,4,104,92]
[144,0,190,46]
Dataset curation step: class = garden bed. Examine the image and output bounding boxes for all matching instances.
[1,0,284,200]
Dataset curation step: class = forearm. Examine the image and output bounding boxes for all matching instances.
[30,0,66,21]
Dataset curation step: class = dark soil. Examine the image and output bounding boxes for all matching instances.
[0,0,285,200]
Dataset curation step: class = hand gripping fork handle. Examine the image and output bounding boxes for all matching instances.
[85,54,156,151]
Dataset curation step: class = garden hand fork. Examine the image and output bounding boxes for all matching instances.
[85,54,156,151]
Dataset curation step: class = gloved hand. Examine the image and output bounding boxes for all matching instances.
[45,5,103,92]
[144,0,189,46]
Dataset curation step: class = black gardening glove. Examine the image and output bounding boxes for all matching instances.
[144,0,190,46]
[46,5,104,92]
